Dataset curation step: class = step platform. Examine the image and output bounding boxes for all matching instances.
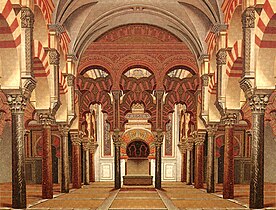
[123,175,153,185]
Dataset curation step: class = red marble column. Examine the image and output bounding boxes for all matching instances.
[181,152,187,182]
[89,152,95,182]
[40,114,53,199]
[194,134,205,189]
[222,113,237,199]
[70,132,81,188]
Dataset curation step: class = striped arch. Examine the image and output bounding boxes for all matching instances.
[33,40,49,77]
[0,0,21,47]
[205,30,217,56]
[256,0,276,48]
[34,0,54,24]
[208,73,217,94]
[222,0,242,24]
[59,69,68,94]
[226,40,242,77]
[60,31,71,57]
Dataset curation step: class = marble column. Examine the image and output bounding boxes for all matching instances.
[113,129,121,189]
[89,141,98,182]
[249,94,269,209]
[59,124,70,193]
[39,113,54,199]
[7,94,27,209]
[178,142,187,182]
[222,113,237,199]
[206,125,217,193]
[82,141,90,185]
[186,140,193,185]
[70,132,82,189]
[194,132,205,189]
[155,129,163,189]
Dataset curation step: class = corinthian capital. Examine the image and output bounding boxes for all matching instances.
[58,124,70,136]
[7,94,27,113]
[221,112,238,127]
[67,74,75,86]
[112,129,122,146]
[242,7,255,28]
[49,49,60,65]
[201,74,209,86]
[21,7,34,28]
[249,94,270,113]
[39,113,55,127]
[216,49,227,65]
[207,124,218,136]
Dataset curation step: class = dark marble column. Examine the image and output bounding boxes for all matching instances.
[222,113,237,199]
[194,132,205,189]
[82,141,90,185]
[155,129,163,189]
[206,125,217,193]
[89,142,98,182]
[178,142,187,182]
[249,94,269,209]
[113,129,121,189]
[70,132,82,189]
[7,94,27,209]
[59,124,70,193]
[186,140,193,185]
[39,113,54,199]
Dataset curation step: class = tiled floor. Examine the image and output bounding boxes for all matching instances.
[0,182,275,209]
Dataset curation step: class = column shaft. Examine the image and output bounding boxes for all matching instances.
[186,150,192,185]
[181,152,187,182]
[207,129,215,193]
[90,152,95,182]
[72,144,81,188]
[155,144,162,189]
[114,144,121,189]
[61,130,69,193]
[250,112,264,208]
[84,150,90,185]
[195,144,204,188]
[11,112,26,208]
[223,125,234,199]
[42,125,53,198]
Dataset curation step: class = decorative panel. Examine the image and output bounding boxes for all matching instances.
[165,121,172,156]
[104,121,111,156]
[100,163,113,180]
[163,163,176,180]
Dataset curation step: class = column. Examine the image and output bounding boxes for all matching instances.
[206,125,217,193]
[221,113,237,199]
[216,49,227,111]
[70,132,82,189]
[82,141,90,185]
[39,113,54,199]
[59,124,70,193]
[89,141,98,182]
[186,140,193,185]
[113,129,121,189]
[6,94,27,209]
[178,142,187,182]
[249,94,269,209]
[194,132,205,189]
[155,129,163,189]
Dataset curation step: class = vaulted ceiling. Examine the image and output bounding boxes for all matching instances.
[51,0,224,58]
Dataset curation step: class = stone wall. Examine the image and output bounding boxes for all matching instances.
[0,122,12,183]
[264,124,276,183]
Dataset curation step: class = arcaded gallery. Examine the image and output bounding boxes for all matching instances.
[0,0,275,209]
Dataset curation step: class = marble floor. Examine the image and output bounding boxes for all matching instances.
[0,182,275,209]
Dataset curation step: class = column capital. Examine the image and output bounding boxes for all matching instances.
[66,74,75,86]
[242,7,255,29]
[239,77,254,99]
[7,94,27,114]
[20,7,34,28]
[201,74,209,86]
[207,124,218,136]
[112,129,122,146]
[216,49,227,65]
[154,129,164,146]
[221,112,238,127]
[70,132,81,146]
[48,49,60,65]
[58,124,70,136]
[39,113,55,127]
[249,94,270,113]
[195,132,206,146]
[82,139,90,151]
[89,142,98,154]
[185,141,194,151]
[178,142,187,153]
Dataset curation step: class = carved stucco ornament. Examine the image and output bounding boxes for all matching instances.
[242,7,255,28]
[249,94,270,113]
[49,49,60,65]
[7,94,27,113]
[21,7,34,28]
